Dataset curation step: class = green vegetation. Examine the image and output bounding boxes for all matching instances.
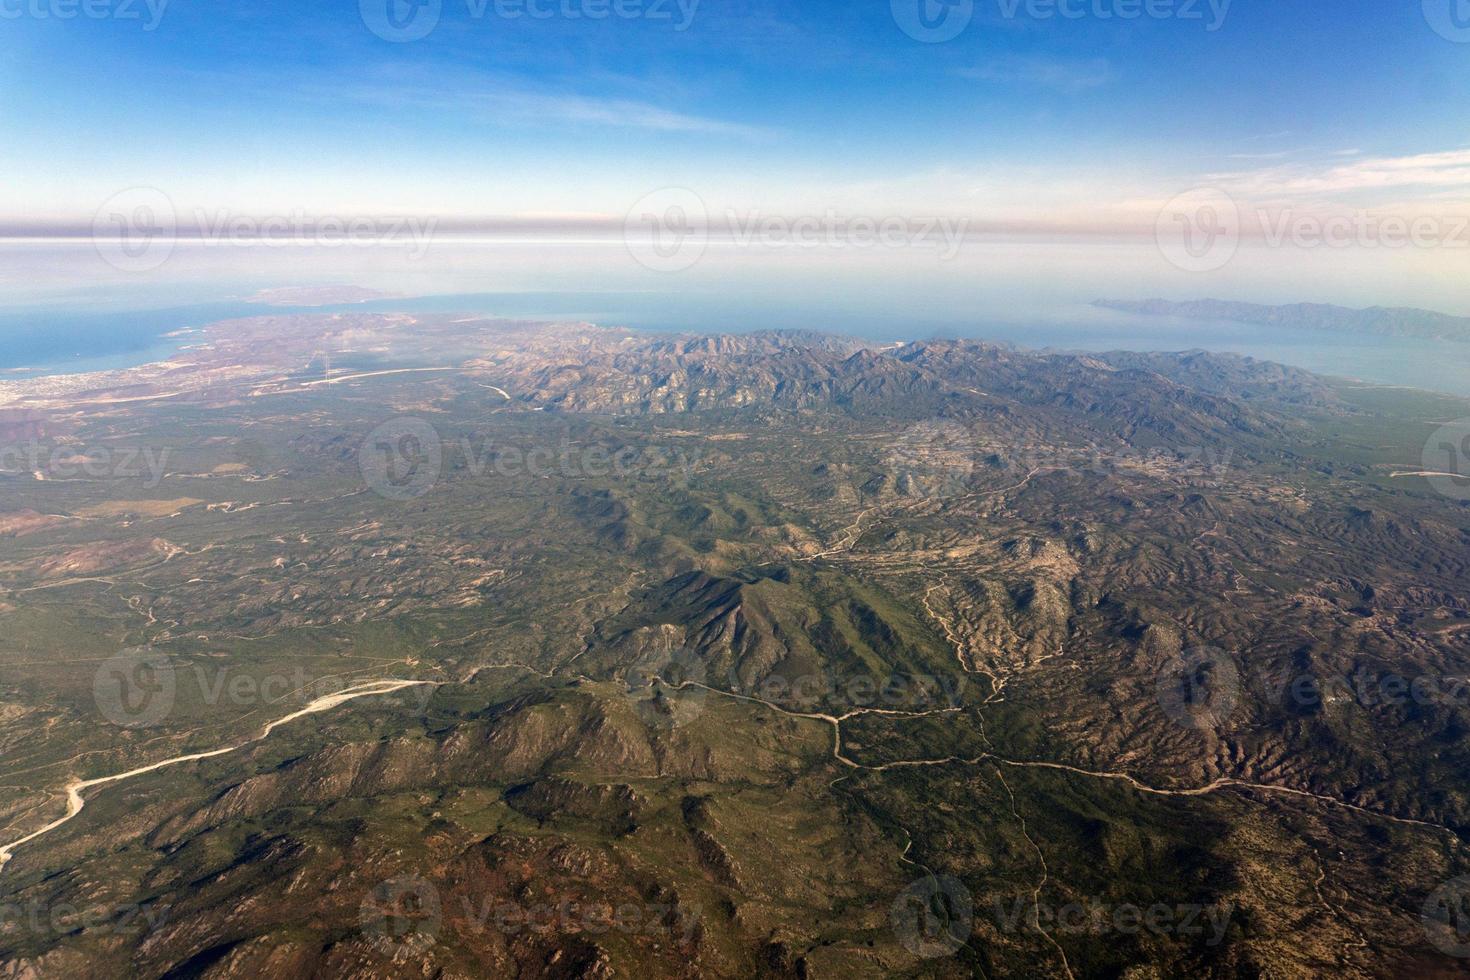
[0,316,1467,976]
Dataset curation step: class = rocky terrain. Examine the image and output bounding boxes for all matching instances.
[0,314,1468,977]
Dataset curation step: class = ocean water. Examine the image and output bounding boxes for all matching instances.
[2,240,1468,396]
[0,302,266,377]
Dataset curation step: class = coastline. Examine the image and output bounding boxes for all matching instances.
[5,296,1470,400]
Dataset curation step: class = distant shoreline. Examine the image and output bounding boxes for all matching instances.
[5,295,1470,399]
[1094,298,1470,344]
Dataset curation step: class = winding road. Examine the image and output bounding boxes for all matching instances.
[0,679,436,873]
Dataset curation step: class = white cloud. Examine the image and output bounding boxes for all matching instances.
[957,56,1113,94]
[300,67,772,139]
[1208,148,1470,201]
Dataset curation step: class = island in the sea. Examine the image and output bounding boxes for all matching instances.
[1095,298,1470,343]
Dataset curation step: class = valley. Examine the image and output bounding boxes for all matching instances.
[0,314,1468,977]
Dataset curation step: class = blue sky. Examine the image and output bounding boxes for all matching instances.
[3,0,1469,227]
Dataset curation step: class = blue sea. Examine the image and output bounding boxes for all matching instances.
[3,240,1468,396]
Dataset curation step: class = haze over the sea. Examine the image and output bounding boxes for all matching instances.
[4,240,1470,396]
